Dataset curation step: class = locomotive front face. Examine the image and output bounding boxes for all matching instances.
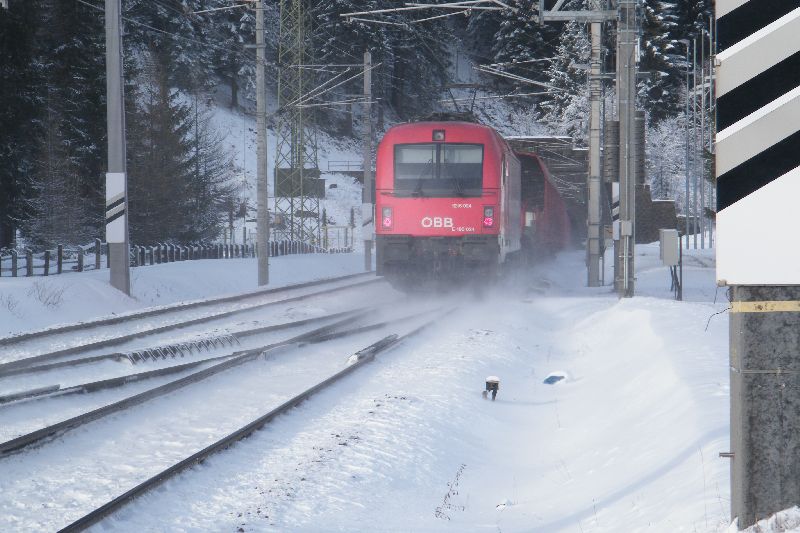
[375,124,503,239]
[374,122,519,288]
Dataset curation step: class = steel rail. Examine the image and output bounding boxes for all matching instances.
[0,272,373,348]
[57,317,441,533]
[0,312,367,457]
[0,277,382,375]
[0,310,362,379]
[0,308,426,407]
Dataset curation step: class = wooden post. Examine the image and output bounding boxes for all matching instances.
[77,250,84,272]
[11,250,17,277]
[25,249,33,276]
[95,238,101,269]
[57,244,63,274]
[44,250,50,276]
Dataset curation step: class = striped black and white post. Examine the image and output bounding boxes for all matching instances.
[105,0,130,295]
[716,1,800,527]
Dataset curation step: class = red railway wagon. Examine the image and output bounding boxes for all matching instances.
[515,152,572,260]
[375,120,522,288]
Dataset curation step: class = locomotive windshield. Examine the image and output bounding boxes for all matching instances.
[394,143,483,197]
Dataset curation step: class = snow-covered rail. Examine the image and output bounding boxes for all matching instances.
[0,310,363,404]
[0,273,383,374]
[0,309,362,381]
[57,316,442,533]
[0,272,373,349]
[0,312,371,457]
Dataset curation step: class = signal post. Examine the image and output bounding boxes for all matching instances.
[716,1,800,527]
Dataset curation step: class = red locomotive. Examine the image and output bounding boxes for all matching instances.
[374,119,570,289]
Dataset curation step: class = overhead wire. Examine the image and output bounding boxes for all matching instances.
[74,0,260,64]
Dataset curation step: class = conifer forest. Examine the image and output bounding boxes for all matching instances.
[0,0,713,250]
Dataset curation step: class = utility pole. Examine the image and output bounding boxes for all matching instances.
[716,1,800,527]
[274,0,321,245]
[708,16,715,249]
[586,22,603,287]
[105,0,130,296]
[255,0,269,286]
[692,38,698,249]
[616,0,637,297]
[700,32,706,249]
[680,39,690,249]
[362,50,374,272]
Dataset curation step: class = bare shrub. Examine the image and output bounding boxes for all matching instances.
[434,463,467,520]
[0,293,22,318]
[27,280,65,309]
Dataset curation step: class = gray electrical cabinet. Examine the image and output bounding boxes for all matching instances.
[659,229,679,266]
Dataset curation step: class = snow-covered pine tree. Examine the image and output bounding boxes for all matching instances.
[386,6,452,119]
[184,96,236,242]
[207,0,257,109]
[539,18,590,143]
[124,0,215,92]
[489,0,559,90]
[639,0,682,121]
[126,61,197,244]
[671,0,712,42]
[0,0,45,248]
[25,98,92,246]
[313,0,391,130]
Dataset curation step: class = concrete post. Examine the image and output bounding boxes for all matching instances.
[104,0,131,295]
[616,0,637,297]
[729,286,800,525]
[255,0,270,286]
[362,51,374,272]
[586,22,603,287]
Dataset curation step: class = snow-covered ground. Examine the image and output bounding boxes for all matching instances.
[93,243,731,532]
[0,238,736,532]
[0,254,366,338]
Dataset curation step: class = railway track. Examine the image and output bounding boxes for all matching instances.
[0,306,436,456]
[0,273,384,375]
[57,315,443,532]
[0,272,372,349]
[0,310,362,405]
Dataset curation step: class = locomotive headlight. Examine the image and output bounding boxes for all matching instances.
[483,206,495,228]
[381,207,393,229]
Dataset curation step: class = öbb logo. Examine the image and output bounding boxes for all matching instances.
[421,216,454,228]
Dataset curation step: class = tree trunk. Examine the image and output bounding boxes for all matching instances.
[0,221,13,249]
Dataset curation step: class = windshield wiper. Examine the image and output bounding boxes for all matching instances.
[440,163,467,197]
[412,158,434,197]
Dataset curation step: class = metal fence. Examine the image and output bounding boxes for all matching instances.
[322,226,354,252]
[0,238,349,278]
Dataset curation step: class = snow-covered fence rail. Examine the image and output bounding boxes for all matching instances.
[0,238,346,278]
[0,239,105,277]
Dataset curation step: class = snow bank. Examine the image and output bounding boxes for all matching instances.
[725,507,800,533]
[0,254,365,337]
[93,243,731,532]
